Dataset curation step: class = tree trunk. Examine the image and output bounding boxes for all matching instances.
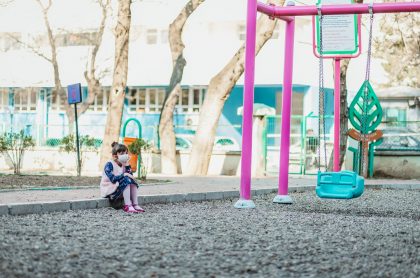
[99,0,132,168]
[327,59,350,171]
[326,0,364,170]
[36,0,75,134]
[80,0,110,116]
[339,59,350,167]
[159,0,204,174]
[186,0,283,175]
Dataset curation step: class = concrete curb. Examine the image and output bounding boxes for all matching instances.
[1,184,418,216]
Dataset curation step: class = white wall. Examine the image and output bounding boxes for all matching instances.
[0,0,393,90]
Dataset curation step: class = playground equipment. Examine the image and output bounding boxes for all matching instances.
[316,170,364,199]
[235,0,420,208]
[122,118,142,177]
[315,0,369,199]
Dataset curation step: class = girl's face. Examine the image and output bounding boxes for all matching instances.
[113,150,128,160]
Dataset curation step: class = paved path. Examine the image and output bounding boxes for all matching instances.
[1,175,419,216]
[0,175,419,205]
[0,175,314,204]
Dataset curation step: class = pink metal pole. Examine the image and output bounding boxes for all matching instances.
[257,2,420,17]
[239,0,257,202]
[333,58,341,172]
[277,17,295,199]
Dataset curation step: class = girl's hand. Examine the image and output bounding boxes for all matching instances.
[124,172,134,179]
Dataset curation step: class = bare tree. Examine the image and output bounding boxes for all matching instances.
[99,0,132,167]
[159,0,205,174]
[33,0,77,132]
[7,0,111,133]
[186,0,283,175]
[327,58,351,170]
[79,0,111,115]
[324,0,364,170]
[373,0,419,88]
[0,0,13,7]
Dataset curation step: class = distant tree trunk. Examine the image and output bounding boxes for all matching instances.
[186,0,283,175]
[327,58,350,171]
[339,59,350,167]
[326,0,364,170]
[159,0,205,174]
[80,0,110,116]
[35,0,75,133]
[99,0,132,168]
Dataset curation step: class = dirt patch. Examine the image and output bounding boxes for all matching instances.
[0,174,167,190]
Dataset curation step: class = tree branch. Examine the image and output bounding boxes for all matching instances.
[5,33,52,62]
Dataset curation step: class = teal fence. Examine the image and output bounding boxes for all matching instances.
[0,122,242,151]
[264,116,420,176]
[264,114,334,176]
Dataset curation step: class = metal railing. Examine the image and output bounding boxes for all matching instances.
[264,114,336,176]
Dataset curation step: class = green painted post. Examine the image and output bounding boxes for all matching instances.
[348,81,383,177]
[262,116,269,175]
[300,115,306,175]
[368,138,383,178]
[122,118,142,178]
[348,147,359,173]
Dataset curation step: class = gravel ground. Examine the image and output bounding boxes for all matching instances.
[0,189,419,278]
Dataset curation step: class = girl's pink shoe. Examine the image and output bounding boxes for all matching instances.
[133,204,145,213]
[122,205,138,213]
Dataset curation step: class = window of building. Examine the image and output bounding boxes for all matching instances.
[49,90,66,112]
[0,33,21,51]
[34,34,48,47]
[87,88,109,112]
[179,88,190,112]
[276,91,304,115]
[160,30,168,44]
[178,87,206,113]
[238,24,246,41]
[127,87,206,114]
[384,108,406,123]
[127,88,164,113]
[192,88,206,112]
[0,88,9,111]
[148,88,165,112]
[127,88,146,113]
[146,29,157,44]
[13,88,37,112]
[55,32,99,47]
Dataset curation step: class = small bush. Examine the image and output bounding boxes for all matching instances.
[60,134,99,176]
[0,130,35,175]
[127,138,152,181]
[127,138,152,155]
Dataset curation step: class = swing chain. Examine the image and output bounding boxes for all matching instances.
[365,4,374,83]
[317,7,327,172]
[359,5,374,175]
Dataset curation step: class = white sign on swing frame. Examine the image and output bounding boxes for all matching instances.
[313,0,362,58]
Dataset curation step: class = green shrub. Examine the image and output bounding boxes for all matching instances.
[127,138,152,181]
[59,134,99,176]
[0,130,35,175]
[127,138,152,155]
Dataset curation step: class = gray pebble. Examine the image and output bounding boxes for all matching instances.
[0,189,419,277]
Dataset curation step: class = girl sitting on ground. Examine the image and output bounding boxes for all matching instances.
[100,142,144,213]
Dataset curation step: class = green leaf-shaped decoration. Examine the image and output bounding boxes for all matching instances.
[349,81,383,134]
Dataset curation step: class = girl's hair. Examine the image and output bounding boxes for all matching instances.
[111,142,128,155]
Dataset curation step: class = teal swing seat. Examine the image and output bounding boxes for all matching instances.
[316,171,364,199]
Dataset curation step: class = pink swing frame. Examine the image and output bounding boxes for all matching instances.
[236,1,420,208]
